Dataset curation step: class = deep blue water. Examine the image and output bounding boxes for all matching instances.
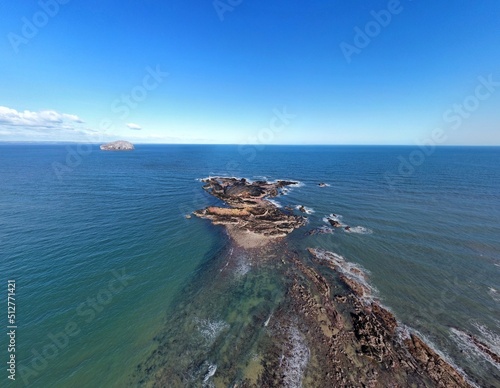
[0,144,498,387]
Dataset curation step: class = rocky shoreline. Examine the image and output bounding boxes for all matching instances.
[291,248,472,387]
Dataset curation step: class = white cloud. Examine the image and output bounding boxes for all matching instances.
[127,123,142,130]
[0,106,94,142]
[0,106,84,129]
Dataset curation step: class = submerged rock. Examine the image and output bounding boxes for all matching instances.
[100,140,134,151]
[305,226,334,236]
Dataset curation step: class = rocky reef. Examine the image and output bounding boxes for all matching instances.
[298,248,472,387]
[100,140,134,151]
[134,177,476,387]
[193,177,306,247]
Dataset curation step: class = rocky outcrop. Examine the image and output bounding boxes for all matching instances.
[194,177,306,244]
[100,140,134,151]
[404,334,470,387]
[303,247,472,387]
[327,218,343,228]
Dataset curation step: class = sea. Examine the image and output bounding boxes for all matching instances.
[0,144,498,387]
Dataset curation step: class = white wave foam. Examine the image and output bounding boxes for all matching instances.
[404,329,478,387]
[309,248,375,302]
[201,175,254,183]
[472,322,500,355]
[267,179,304,195]
[393,325,477,387]
[345,226,373,235]
[267,199,283,208]
[195,318,229,345]
[322,214,373,235]
[450,327,500,370]
[295,205,315,214]
[309,226,334,235]
[234,255,251,278]
[322,214,344,225]
[289,181,304,188]
[219,260,230,273]
[282,326,310,388]
[203,363,217,384]
[488,287,500,303]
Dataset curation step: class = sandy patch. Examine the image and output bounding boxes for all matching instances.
[226,225,281,249]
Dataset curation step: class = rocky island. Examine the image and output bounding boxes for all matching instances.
[193,177,306,248]
[100,140,134,151]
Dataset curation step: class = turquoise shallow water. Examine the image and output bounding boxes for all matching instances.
[0,144,498,387]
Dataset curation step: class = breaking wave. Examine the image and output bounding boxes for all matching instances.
[195,318,229,345]
[488,287,500,303]
[295,205,315,214]
[322,213,345,225]
[344,226,373,235]
[450,325,500,370]
[267,199,283,208]
[322,214,373,234]
[202,363,217,386]
[309,248,376,303]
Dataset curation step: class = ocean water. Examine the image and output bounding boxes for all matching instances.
[0,144,498,387]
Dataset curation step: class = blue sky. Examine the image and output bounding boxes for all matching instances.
[1,0,499,144]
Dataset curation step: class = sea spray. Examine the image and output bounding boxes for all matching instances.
[195,318,230,345]
[344,226,373,235]
[281,326,310,388]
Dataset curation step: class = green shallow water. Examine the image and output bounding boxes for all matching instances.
[129,243,289,387]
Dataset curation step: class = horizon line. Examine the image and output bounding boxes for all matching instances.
[0,141,499,147]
